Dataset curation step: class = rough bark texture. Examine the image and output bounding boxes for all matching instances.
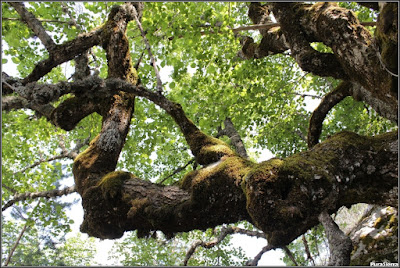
[3,2,398,265]
[319,211,353,265]
[349,206,398,265]
[242,2,398,124]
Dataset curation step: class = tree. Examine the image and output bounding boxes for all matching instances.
[2,2,398,266]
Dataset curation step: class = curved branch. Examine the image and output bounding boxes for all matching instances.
[308,81,352,148]
[270,3,348,80]
[22,27,102,84]
[246,244,275,266]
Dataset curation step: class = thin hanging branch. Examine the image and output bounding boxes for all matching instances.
[302,234,316,265]
[3,200,41,266]
[183,226,267,265]
[159,158,196,184]
[2,17,73,25]
[132,6,163,93]
[282,245,299,266]
[2,186,76,212]
[3,219,29,266]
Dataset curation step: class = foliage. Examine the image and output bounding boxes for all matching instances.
[109,228,248,266]
[1,206,96,266]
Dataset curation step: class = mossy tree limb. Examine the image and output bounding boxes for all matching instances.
[78,130,397,245]
[243,2,398,123]
[73,3,141,195]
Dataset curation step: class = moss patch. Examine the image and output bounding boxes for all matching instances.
[97,171,133,200]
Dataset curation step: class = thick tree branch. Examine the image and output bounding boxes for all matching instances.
[297,2,397,116]
[232,21,376,34]
[9,2,56,52]
[270,3,348,80]
[242,3,397,123]
[318,211,353,266]
[22,27,103,85]
[217,117,249,159]
[1,95,29,111]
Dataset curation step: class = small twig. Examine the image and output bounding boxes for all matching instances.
[12,136,87,176]
[60,3,79,29]
[13,155,65,176]
[134,50,145,71]
[159,158,195,184]
[183,226,267,266]
[2,17,73,25]
[132,6,163,93]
